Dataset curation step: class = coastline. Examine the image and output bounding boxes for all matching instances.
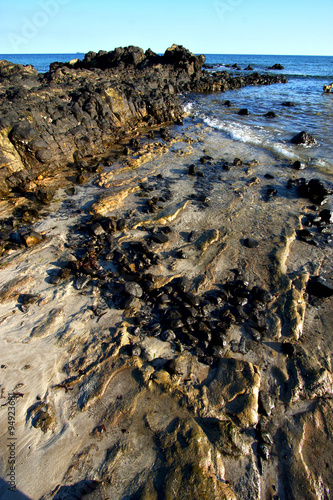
[0,46,333,500]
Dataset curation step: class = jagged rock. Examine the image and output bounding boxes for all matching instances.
[291,131,317,146]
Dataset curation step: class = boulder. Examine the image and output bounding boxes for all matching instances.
[268,63,284,70]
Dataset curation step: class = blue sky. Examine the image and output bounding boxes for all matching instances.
[1,0,332,55]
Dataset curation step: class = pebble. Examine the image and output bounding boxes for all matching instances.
[244,238,259,248]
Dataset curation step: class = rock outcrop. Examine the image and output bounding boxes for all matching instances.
[0,45,287,196]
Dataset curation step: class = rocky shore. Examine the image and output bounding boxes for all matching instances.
[0,46,332,500]
[0,45,287,198]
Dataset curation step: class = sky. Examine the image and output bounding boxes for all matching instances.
[0,0,332,56]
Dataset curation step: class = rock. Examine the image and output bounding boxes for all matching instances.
[293,160,306,170]
[244,237,259,248]
[281,101,295,106]
[188,164,198,175]
[124,281,143,298]
[223,100,231,106]
[306,276,333,298]
[264,111,277,118]
[207,358,260,427]
[90,222,105,236]
[268,63,284,70]
[233,158,242,166]
[258,391,274,417]
[23,231,43,247]
[276,399,333,499]
[150,232,169,244]
[238,108,249,116]
[306,178,331,204]
[75,275,91,290]
[319,209,333,224]
[244,65,253,71]
[291,131,317,147]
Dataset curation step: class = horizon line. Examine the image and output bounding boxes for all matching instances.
[0,52,332,58]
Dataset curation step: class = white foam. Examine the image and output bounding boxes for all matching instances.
[201,115,300,161]
[183,102,193,115]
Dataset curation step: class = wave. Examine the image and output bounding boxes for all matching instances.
[201,115,299,160]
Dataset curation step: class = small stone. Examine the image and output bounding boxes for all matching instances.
[49,275,61,285]
[281,101,295,107]
[264,111,277,118]
[161,330,176,342]
[188,164,198,175]
[90,223,105,236]
[75,275,91,290]
[151,232,169,244]
[124,282,143,298]
[319,209,333,224]
[233,158,242,166]
[244,238,259,248]
[238,108,249,115]
[293,160,306,170]
[129,345,141,357]
[176,249,188,259]
[23,231,43,247]
[19,294,40,305]
[258,391,274,417]
[223,100,231,106]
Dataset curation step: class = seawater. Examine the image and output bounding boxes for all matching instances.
[1,52,332,174]
[185,54,333,175]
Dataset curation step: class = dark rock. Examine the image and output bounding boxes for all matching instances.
[268,64,284,70]
[223,100,231,106]
[188,164,198,175]
[244,65,253,71]
[307,179,331,204]
[35,188,55,204]
[175,249,188,259]
[90,223,105,236]
[75,275,91,290]
[49,275,61,285]
[151,232,169,244]
[199,155,213,164]
[238,108,249,116]
[244,238,259,248]
[291,131,317,147]
[264,111,277,118]
[281,101,295,107]
[161,330,176,342]
[233,158,242,167]
[124,281,143,298]
[292,160,306,170]
[19,294,40,305]
[319,209,333,224]
[306,276,333,298]
[251,286,272,303]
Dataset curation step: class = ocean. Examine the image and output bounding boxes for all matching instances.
[1,52,332,175]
